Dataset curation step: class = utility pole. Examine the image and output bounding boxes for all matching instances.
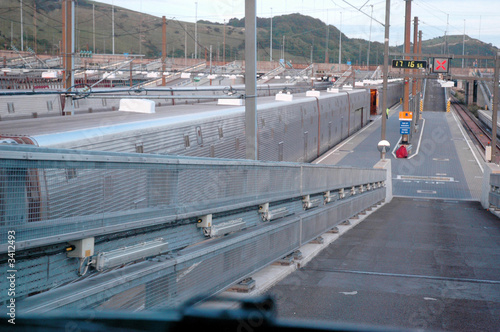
[162,16,166,86]
[282,35,285,63]
[325,10,329,64]
[62,0,74,115]
[139,1,143,55]
[93,4,95,52]
[245,0,257,160]
[403,0,411,114]
[112,1,115,54]
[413,16,419,126]
[338,12,342,67]
[445,14,449,54]
[270,8,273,62]
[223,19,226,63]
[34,2,37,54]
[367,5,373,69]
[381,0,391,144]
[20,0,23,51]
[418,30,422,93]
[462,20,466,68]
[184,24,187,65]
[412,17,418,97]
[310,42,314,64]
[195,2,198,59]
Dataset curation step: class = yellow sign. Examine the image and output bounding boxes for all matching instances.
[399,111,413,120]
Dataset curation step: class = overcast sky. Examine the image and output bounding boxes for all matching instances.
[95,0,500,48]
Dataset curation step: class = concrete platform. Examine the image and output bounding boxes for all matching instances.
[313,101,484,201]
[266,197,500,331]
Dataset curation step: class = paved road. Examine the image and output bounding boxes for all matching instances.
[267,197,500,331]
[268,79,496,331]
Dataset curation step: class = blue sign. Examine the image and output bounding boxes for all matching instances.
[400,128,410,135]
[347,61,351,65]
[400,121,411,128]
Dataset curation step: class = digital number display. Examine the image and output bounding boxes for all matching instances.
[392,59,427,69]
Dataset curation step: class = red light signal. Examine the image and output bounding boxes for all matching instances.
[432,58,450,73]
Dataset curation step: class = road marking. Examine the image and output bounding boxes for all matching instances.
[397,175,454,182]
[417,190,437,194]
[339,291,358,295]
[408,118,426,159]
[433,158,450,161]
[424,297,438,301]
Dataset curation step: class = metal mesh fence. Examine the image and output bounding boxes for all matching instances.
[0,145,385,252]
[2,145,386,313]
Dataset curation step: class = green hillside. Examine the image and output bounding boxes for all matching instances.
[0,0,497,66]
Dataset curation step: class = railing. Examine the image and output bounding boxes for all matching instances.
[332,66,353,87]
[0,145,386,312]
[489,173,500,209]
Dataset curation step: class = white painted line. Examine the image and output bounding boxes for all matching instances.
[408,118,426,159]
[339,291,358,295]
[391,136,402,159]
[417,190,437,194]
[450,109,484,173]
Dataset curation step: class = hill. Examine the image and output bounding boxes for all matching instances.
[0,0,497,66]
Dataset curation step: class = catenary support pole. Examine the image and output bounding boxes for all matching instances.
[381,0,391,146]
[245,0,257,160]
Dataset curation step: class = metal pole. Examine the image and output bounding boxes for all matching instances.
[112,1,115,55]
[223,20,226,64]
[367,5,373,69]
[71,0,75,89]
[245,0,257,160]
[325,10,329,63]
[210,45,212,74]
[412,17,418,97]
[381,0,390,146]
[418,30,422,93]
[195,2,198,59]
[20,0,23,51]
[462,20,465,68]
[492,51,499,163]
[403,0,411,114]
[338,12,342,67]
[162,16,166,86]
[34,2,37,54]
[62,0,66,75]
[270,8,273,62]
[93,4,95,52]
[411,16,420,131]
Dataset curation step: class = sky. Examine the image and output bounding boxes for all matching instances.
[94,0,500,48]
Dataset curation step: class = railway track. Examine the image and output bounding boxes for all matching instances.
[450,95,500,162]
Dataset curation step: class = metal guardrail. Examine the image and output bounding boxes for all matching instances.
[1,145,386,312]
[0,145,385,253]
